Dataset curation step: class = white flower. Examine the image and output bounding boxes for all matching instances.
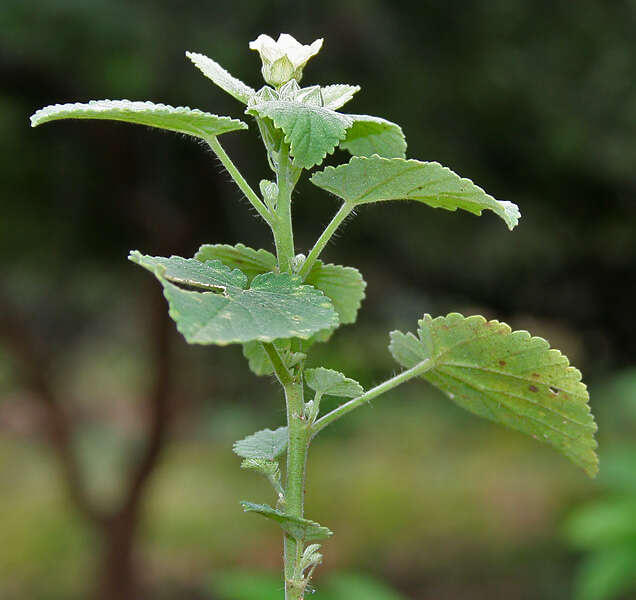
[249,34,323,87]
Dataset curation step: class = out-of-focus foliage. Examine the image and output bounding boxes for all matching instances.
[565,370,636,600]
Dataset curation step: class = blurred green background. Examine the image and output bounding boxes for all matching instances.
[1,1,635,599]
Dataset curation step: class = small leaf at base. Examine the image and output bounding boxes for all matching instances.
[305,368,363,398]
[233,427,288,461]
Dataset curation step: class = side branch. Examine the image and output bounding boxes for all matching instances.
[311,358,433,437]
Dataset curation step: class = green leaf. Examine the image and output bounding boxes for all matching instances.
[196,244,365,326]
[573,547,636,600]
[242,340,305,377]
[196,243,276,283]
[321,84,361,110]
[240,501,333,541]
[233,427,288,460]
[305,368,363,398]
[389,313,598,476]
[305,262,366,325]
[129,252,338,345]
[186,51,256,104]
[30,100,247,140]
[340,115,407,158]
[311,156,520,230]
[247,100,353,169]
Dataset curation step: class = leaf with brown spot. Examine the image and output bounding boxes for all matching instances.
[389,313,598,477]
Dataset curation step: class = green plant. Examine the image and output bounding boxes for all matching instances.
[31,33,599,599]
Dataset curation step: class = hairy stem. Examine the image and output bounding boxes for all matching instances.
[298,203,354,279]
[206,136,273,226]
[312,359,433,437]
[273,142,295,273]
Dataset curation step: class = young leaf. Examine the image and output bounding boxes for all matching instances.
[240,501,333,541]
[233,427,288,460]
[186,51,256,104]
[305,368,363,398]
[247,100,353,169]
[129,252,338,345]
[304,262,366,325]
[340,115,407,158]
[311,156,520,230]
[389,313,598,476]
[30,100,247,140]
[321,84,361,110]
[196,244,366,325]
[196,243,277,283]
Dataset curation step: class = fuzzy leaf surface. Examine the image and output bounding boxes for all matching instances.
[311,156,520,230]
[321,84,360,110]
[240,501,333,541]
[340,115,407,158]
[233,427,288,460]
[389,313,598,476]
[186,51,256,104]
[196,244,365,325]
[247,100,353,169]
[305,368,363,398]
[30,100,247,140]
[129,252,338,345]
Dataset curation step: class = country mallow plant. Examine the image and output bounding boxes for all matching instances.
[31,34,598,600]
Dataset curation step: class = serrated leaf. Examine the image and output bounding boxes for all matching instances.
[196,243,277,283]
[305,368,363,398]
[240,501,333,541]
[196,243,365,326]
[186,51,256,104]
[129,252,338,345]
[321,84,361,110]
[30,100,247,140]
[233,427,288,460]
[311,156,520,230]
[340,115,407,158]
[305,261,366,325]
[247,100,353,169]
[389,313,598,476]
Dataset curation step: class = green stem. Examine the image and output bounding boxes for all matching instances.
[206,136,273,226]
[297,203,353,279]
[311,359,433,437]
[274,143,295,273]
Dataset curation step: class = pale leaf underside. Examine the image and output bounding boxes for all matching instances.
[340,114,407,159]
[129,252,338,345]
[241,501,333,541]
[389,313,598,476]
[305,367,363,398]
[247,100,353,169]
[30,100,247,140]
[311,155,520,230]
[321,84,361,110]
[233,427,288,460]
[186,51,256,104]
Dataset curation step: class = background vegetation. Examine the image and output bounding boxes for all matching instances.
[1,1,634,598]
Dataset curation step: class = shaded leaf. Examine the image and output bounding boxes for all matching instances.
[196,243,276,283]
[305,368,363,398]
[233,427,288,460]
[321,84,361,110]
[305,262,366,325]
[186,51,256,104]
[240,501,333,541]
[311,156,520,230]
[247,100,353,169]
[129,252,338,345]
[340,115,407,158]
[389,313,598,476]
[242,340,305,377]
[30,100,247,140]
[197,244,365,325]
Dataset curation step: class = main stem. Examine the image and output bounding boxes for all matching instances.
[274,142,295,273]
